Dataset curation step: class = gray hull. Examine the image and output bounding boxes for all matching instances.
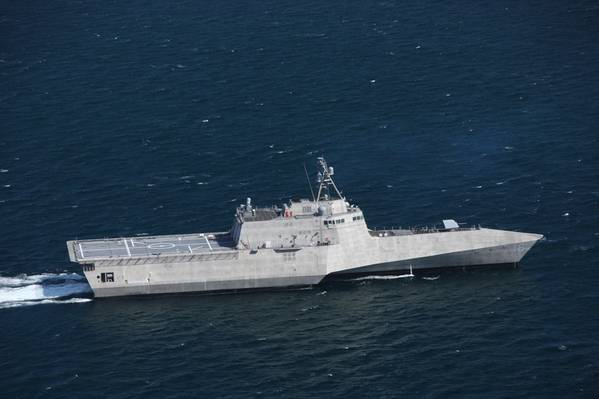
[66,158,543,298]
[92,276,323,297]
[70,228,542,298]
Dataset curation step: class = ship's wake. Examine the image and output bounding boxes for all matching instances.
[0,273,92,309]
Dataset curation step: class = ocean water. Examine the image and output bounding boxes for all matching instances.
[1,0,598,397]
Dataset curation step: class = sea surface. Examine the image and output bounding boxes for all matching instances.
[1,0,599,397]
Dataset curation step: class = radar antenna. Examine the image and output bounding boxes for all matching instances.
[315,157,344,201]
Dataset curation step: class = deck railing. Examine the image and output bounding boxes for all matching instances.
[369,225,481,237]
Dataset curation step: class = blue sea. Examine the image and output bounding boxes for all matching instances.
[1,0,598,397]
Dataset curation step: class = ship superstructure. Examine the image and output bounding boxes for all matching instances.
[67,158,542,297]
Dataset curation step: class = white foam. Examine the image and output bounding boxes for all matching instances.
[0,273,91,309]
[422,276,440,281]
[1,298,92,309]
[0,273,83,287]
[351,274,413,281]
[301,305,320,312]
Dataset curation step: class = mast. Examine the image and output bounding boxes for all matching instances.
[315,157,344,201]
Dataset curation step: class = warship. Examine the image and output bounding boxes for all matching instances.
[67,158,542,297]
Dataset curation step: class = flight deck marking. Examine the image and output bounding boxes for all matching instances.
[124,239,131,256]
[204,235,213,251]
[189,244,209,253]
[147,243,175,250]
[76,236,230,258]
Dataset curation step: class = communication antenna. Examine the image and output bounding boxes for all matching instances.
[303,163,316,202]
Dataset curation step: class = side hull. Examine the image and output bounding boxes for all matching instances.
[92,275,323,298]
[84,247,327,298]
[334,241,537,275]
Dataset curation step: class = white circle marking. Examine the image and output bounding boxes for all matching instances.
[148,243,175,249]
